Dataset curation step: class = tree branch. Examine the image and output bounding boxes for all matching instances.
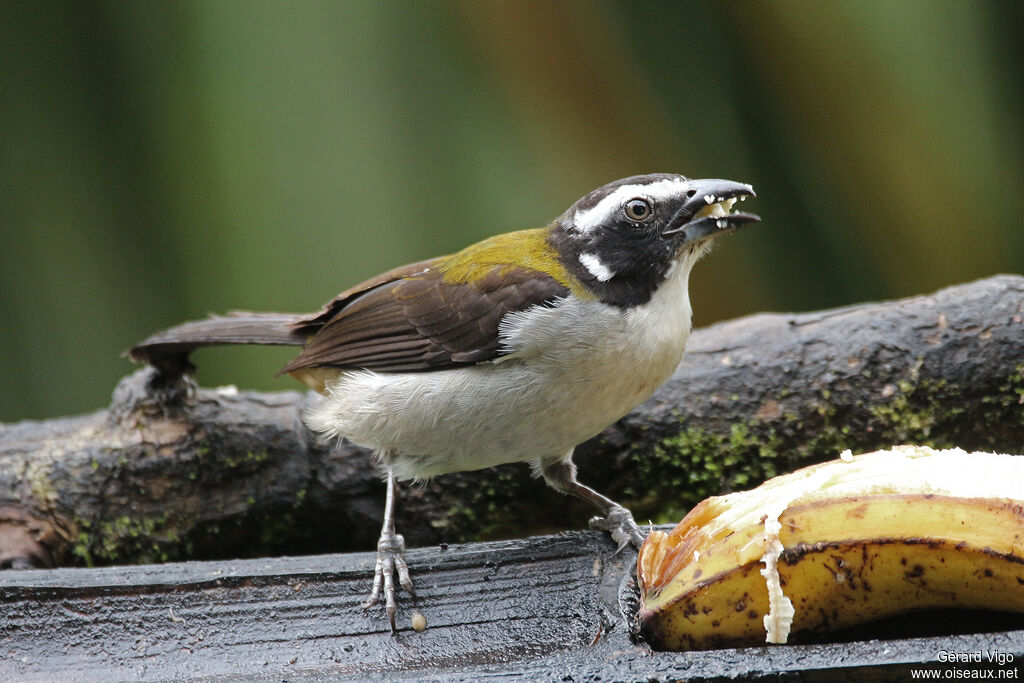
[2,275,1022,568]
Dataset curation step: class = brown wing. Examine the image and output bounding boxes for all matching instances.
[289,258,438,335]
[280,261,569,374]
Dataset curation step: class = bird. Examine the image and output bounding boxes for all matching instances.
[129,173,759,631]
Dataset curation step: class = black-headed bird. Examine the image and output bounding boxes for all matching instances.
[130,173,759,631]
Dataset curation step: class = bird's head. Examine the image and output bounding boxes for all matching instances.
[549,173,759,307]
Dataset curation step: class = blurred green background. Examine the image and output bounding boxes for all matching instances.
[2,0,1022,422]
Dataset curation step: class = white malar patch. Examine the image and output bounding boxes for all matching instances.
[579,252,615,282]
[573,177,689,233]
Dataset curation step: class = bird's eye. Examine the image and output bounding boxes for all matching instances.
[624,198,653,222]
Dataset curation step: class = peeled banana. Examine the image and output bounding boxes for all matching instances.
[637,446,1024,651]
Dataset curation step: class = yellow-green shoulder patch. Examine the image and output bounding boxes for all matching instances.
[437,228,591,298]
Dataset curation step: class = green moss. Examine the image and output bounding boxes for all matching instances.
[633,383,905,522]
[864,374,997,449]
[71,513,176,566]
[870,392,940,443]
[629,422,790,523]
[219,449,271,469]
[73,531,93,567]
[995,363,1024,407]
[649,360,1024,517]
[183,437,275,485]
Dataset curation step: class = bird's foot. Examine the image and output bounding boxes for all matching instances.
[589,504,646,551]
[362,528,415,632]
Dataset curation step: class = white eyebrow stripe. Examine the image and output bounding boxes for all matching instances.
[578,252,615,281]
[572,177,689,233]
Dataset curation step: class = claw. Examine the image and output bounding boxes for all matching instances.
[589,505,646,551]
[362,554,385,608]
[541,459,647,553]
[395,552,414,595]
[363,528,413,633]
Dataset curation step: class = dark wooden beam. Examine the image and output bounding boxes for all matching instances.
[2,531,1022,680]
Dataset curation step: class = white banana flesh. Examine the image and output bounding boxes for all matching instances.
[637,446,1024,651]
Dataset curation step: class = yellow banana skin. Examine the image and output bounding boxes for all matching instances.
[637,448,1024,651]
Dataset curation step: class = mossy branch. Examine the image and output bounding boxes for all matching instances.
[1,275,1022,569]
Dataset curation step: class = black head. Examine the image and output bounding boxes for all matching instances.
[549,173,759,307]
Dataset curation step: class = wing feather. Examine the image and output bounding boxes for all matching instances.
[280,250,570,375]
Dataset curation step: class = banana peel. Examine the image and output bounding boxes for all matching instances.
[637,446,1024,651]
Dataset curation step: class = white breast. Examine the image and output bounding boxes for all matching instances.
[305,257,697,481]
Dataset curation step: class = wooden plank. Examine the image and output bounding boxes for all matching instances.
[1,532,621,680]
[2,531,1022,681]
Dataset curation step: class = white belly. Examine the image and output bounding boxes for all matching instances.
[305,262,695,481]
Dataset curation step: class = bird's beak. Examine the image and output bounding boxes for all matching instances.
[662,179,759,245]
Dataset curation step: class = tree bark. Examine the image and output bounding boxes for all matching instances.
[2,275,1022,569]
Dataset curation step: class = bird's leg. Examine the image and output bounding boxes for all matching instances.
[362,466,414,632]
[541,458,646,550]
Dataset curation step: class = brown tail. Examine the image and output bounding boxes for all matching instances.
[128,311,307,377]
